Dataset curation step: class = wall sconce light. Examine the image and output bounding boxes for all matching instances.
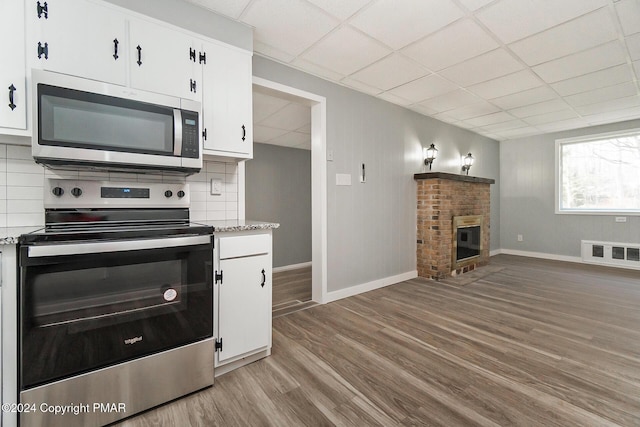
[462,152,474,175]
[423,143,438,171]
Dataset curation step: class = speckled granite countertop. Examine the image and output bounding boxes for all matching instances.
[0,227,44,245]
[196,220,280,232]
[0,220,278,245]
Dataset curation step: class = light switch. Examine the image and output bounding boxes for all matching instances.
[211,178,223,195]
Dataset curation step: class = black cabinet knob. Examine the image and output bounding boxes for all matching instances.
[177,190,185,198]
[52,187,64,197]
[71,187,82,197]
[164,190,173,198]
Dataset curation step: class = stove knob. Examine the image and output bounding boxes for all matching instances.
[164,190,173,198]
[52,187,64,197]
[71,187,83,198]
[177,190,185,198]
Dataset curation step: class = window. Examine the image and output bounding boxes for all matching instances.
[556,129,640,214]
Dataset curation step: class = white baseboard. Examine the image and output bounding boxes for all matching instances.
[490,249,502,257]
[324,270,418,303]
[496,248,582,264]
[272,261,312,273]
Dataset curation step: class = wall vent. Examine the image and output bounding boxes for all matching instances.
[581,240,640,270]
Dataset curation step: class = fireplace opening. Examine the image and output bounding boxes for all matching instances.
[456,226,480,261]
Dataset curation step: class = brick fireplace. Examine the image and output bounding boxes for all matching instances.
[414,172,495,280]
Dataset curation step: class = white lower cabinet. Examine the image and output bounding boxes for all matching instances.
[214,231,272,374]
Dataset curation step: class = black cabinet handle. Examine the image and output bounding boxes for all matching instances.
[202,128,207,141]
[8,84,16,111]
[190,79,196,93]
[37,1,48,19]
[199,51,206,64]
[37,42,48,59]
[241,124,246,141]
[261,269,266,288]
[189,48,196,62]
[113,38,119,60]
[136,45,142,66]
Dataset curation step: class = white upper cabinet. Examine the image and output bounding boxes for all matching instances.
[0,0,26,131]
[202,41,253,158]
[129,18,201,101]
[28,0,127,86]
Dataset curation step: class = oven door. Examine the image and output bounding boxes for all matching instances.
[19,234,213,391]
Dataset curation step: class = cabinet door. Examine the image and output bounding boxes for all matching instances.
[0,0,26,130]
[129,18,201,101]
[28,0,127,85]
[217,254,271,363]
[202,42,252,156]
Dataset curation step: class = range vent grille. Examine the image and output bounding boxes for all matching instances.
[581,240,640,270]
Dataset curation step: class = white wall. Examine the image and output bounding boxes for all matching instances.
[500,118,640,257]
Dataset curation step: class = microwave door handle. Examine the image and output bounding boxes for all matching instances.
[173,109,183,156]
[27,235,211,258]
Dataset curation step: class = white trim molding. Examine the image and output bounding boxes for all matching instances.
[496,248,582,264]
[324,271,418,304]
[272,262,312,274]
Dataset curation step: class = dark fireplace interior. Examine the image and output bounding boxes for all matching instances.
[456,226,480,261]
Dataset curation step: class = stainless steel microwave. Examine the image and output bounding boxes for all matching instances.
[32,70,202,175]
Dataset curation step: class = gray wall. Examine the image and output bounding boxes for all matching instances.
[103,0,253,51]
[246,143,312,268]
[500,118,640,257]
[253,56,500,293]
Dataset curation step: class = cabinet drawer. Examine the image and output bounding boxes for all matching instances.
[219,234,270,259]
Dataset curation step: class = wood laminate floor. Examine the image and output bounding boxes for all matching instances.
[272,266,313,317]
[118,255,640,426]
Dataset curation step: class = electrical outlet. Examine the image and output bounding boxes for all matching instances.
[210,178,223,195]
[517,234,523,242]
[615,217,627,223]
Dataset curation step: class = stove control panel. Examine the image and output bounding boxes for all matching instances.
[45,179,191,209]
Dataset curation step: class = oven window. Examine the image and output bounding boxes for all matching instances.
[39,84,174,155]
[31,260,184,330]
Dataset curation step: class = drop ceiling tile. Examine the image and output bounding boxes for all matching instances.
[524,109,579,126]
[349,0,464,49]
[456,0,495,11]
[387,74,458,103]
[300,26,391,76]
[550,64,634,96]
[376,92,414,107]
[615,0,640,36]
[564,82,639,107]
[417,89,484,113]
[490,86,558,109]
[535,117,589,133]
[532,41,627,83]
[475,119,529,133]
[253,41,296,63]
[443,102,500,120]
[574,95,640,116]
[253,125,290,142]
[509,99,570,118]
[627,34,640,61]
[305,0,371,19]
[253,92,290,123]
[468,70,542,99]
[465,111,516,127]
[341,77,383,96]
[508,8,617,66]
[350,54,429,91]
[495,127,541,139]
[242,0,339,56]
[290,58,346,81]
[439,48,524,87]
[409,104,439,116]
[477,0,607,44]
[259,103,311,131]
[187,0,252,19]
[635,60,640,80]
[585,105,640,125]
[401,19,498,71]
[297,123,311,134]
[271,131,311,147]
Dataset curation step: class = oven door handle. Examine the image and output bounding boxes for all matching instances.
[27,235,211,258]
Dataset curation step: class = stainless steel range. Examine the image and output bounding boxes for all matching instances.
[18,179,214,427]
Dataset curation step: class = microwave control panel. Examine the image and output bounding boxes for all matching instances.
[181,111,200,159]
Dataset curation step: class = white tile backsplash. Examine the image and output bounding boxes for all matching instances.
[0,143,240,227]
